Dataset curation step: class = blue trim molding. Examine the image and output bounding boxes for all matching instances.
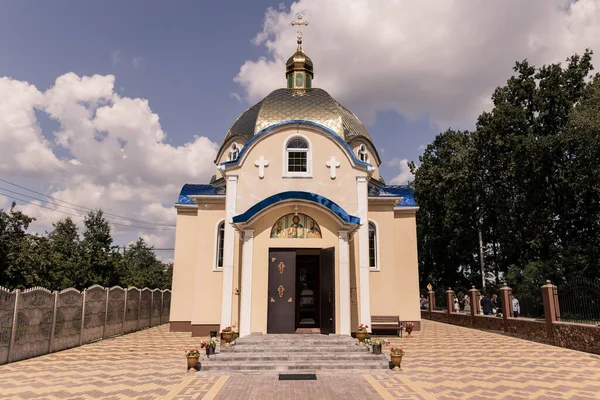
[177,183,225,205]
[220,120,372,168]
[232,191,361,225]
[369,185,416,207]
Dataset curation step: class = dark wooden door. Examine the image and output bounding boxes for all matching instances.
[320,247,335,334]
[267,250,296,333]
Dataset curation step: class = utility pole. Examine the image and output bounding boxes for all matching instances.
[478,229,485,290]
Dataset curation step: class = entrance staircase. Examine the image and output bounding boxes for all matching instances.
[198,334,390,373]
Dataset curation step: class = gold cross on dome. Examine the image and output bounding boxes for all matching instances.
[291,14,309,44]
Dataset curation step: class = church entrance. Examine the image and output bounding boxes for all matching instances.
[267,248,335,334]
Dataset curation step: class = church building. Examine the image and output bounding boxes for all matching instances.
[170,16,420,337]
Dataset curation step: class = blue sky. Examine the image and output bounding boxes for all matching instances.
[0,0,436,183]
[1,0,597,255]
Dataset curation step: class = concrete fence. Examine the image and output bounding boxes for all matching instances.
[0,285,171,365]
[422,281,600,355]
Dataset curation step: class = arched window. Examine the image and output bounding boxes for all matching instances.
[228,143,239,161]
[368,222,378,270]
[215,221,225,270]
[358,144,369,163]
[286,137,309,175]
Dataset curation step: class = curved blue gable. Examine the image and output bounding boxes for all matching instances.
[220,120,372,168]
[232,191,360,225]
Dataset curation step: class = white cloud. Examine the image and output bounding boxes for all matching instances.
[235,0,600,129]
[0,72,218,249]
[110,50,121,66]
[132,56,143,68]
[387,158,414,185]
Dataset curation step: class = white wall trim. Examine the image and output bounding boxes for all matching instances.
[282,133,313,178]
[212,218,225,272]
[220,175,238,331]
[356,176,372,330]
[239,229,254,337]
[368,219,381,272]
[338,230,351,335]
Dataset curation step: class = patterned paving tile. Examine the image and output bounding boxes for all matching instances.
[1,320,599,399]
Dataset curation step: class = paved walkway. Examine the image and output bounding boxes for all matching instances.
[1,320,599,399]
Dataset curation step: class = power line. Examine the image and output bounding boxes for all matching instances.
[0,178,175,227]
[1,192,175,231]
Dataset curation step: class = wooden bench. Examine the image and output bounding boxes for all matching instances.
[371,316,403,337]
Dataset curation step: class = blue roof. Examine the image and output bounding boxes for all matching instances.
[232,191,360,225]
[177,184,225,205]
[370,185,417,207]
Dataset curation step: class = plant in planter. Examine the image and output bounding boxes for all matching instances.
[371,340,383,355]
[356,324,369,346]
[184,347,201,372]
[221,326,234,347]
[404,322,415,338]
[201,337,218,356]
[390,347,404,371]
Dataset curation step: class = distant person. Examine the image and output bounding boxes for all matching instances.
[420,295,427,310]
[481,294,493,315]
[464,296,471,313]
[512,296,520,318]
[491,294,500,315]
[453,298,460,313]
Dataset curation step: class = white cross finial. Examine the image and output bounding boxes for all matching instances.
[254,156,269,179]
[291,14,309,45]
[326,156,341,179]
[293,205,300,216]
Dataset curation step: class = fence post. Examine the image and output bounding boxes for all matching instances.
[137,290,142,331]
[7,289,20,363]
[102,288,109,338]
[79,289,86,346]
[160,290,165,325]
[149,290,154,327]
[500,283,511,332]
[428,290,435,314]
[541,280,558,344]
[122,289,128,334]
[446,288,454,314]
[48,291,58,353]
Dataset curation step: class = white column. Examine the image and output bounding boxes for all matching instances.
[220,175,238,331]
[239,229,254,337]
[356,176,372,330]
[338,231,351,335]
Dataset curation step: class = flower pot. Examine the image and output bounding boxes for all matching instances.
[222,331,234,346]
[205,346,215,356]
[406,329,413,338]
[390,354,402,371]
[187,356,199,372]
[372,344,382,355]
[356,331,367,345]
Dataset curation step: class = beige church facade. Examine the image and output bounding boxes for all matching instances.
[170,27,420,337]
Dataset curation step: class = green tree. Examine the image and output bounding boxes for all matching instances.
[119,238,172,289]
[81,210,116,287]
[46,218,82,290]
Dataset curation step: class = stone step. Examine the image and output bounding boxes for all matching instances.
[199,360,389,371]
[220,345,368,353]
[211,352,385,361]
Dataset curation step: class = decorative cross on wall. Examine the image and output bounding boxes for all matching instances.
[326,156,341,179]
[254,156,269,179]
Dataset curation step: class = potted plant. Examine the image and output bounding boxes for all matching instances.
[201,337,218,356]
[390,347,404,371]
[221,326,234,346]
[184,348,201,372]
[404,322,415,338]
[371,340,383,355]
[356,324,368,346]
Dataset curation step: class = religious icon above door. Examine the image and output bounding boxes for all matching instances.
[270,213,322,238]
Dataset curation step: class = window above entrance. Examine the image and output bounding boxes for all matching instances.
[271,213,321,239]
